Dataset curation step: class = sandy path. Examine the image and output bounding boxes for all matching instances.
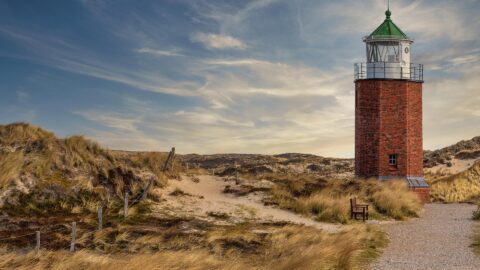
[161,175,341,232]
[371,203,480,270]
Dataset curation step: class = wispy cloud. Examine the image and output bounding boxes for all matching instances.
[75,94,353,156]
[189,0,279,33]
[0,26,200,97]
[191,32,247,50]
[198,58,351,98]
[134,47,184,57]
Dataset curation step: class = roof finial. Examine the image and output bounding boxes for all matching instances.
[385,0,391,20]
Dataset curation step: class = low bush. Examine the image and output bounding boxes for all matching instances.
[264,174,422,223]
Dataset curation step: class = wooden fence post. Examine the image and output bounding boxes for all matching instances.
[235,162,239,185]
[124,191,129,220]
[98,206,103,230]
[186,163,189,170]
[170,148,175,171]
[36,231,40,252]
[70,222,76,252]
[162,147,176,173]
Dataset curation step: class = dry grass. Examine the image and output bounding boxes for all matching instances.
[473,205,480,221]
[295,192,351,223]
[470,205,480,256]
[429,161,480,203]
[0,223,386,270]
[0,123,174,218]
[473,222,480,256]
[265,174,421,223]
[0,250,245,270]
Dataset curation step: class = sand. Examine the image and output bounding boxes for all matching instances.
[156,175,341,232]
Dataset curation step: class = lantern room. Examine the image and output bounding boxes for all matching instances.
[354,9,423,81]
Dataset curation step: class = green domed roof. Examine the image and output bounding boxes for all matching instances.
[366,10,410,41]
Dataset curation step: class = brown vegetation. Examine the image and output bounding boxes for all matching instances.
[429,161,480,203]
[181,153,354,180]
[0,123,397,268]
[261,174,421,223]
[473,221,480,256]
[0,123,173,218]
[0,222,386,270]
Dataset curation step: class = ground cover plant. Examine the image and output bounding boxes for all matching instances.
[0,123,173,218]
[428,161,480,203]
[473,204,480,256]
[0,222,387,270]
[258,173,422,223]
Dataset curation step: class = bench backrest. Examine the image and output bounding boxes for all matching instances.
[350,197,356,209]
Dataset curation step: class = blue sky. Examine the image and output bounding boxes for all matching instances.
[0,0,479,157]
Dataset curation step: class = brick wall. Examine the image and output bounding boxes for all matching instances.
[412,187,430,203]
[355,79,423,179]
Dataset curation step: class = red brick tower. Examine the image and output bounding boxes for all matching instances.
[354,9,429,201]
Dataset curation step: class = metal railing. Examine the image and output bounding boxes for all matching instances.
[354,62,423,82]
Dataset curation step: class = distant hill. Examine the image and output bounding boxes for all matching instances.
[181,153,354,179]
[424,136,480,168]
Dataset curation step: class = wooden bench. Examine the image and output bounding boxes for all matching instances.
[350,197,369,222]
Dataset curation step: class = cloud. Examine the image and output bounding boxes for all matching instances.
[189,0,279,33]
[196,58,351,101]
[2,0,479,157]
[191,32,247,50]
[0,26,200,97]
[16,91,30,103]
[134,48,183,57]
[75,94,353,156]
[73,53,356,156]
[0,91,36,123]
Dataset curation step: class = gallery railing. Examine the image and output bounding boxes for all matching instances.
[354,62,423,82]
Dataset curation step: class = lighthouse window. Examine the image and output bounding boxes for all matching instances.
[367,41,400,63]
[389,154,397,166]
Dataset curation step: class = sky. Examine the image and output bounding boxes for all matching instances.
[0,0,479,157]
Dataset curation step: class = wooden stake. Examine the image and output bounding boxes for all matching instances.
[162,147,176,172]
[170,148,175,172]
[35,231,40,252]
[235,162,239,185]
[186,163,189,170]
[98,206,103,230]
[70,222,76,252]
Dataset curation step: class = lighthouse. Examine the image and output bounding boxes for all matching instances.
[354,8,429,201]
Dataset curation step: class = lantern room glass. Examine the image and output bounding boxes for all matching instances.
[366,41,401,63]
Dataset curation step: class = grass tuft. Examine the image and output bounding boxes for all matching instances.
[265,174,421,223]
[429,161,480,203]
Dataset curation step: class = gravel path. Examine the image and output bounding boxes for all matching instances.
[371,203,480,270]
